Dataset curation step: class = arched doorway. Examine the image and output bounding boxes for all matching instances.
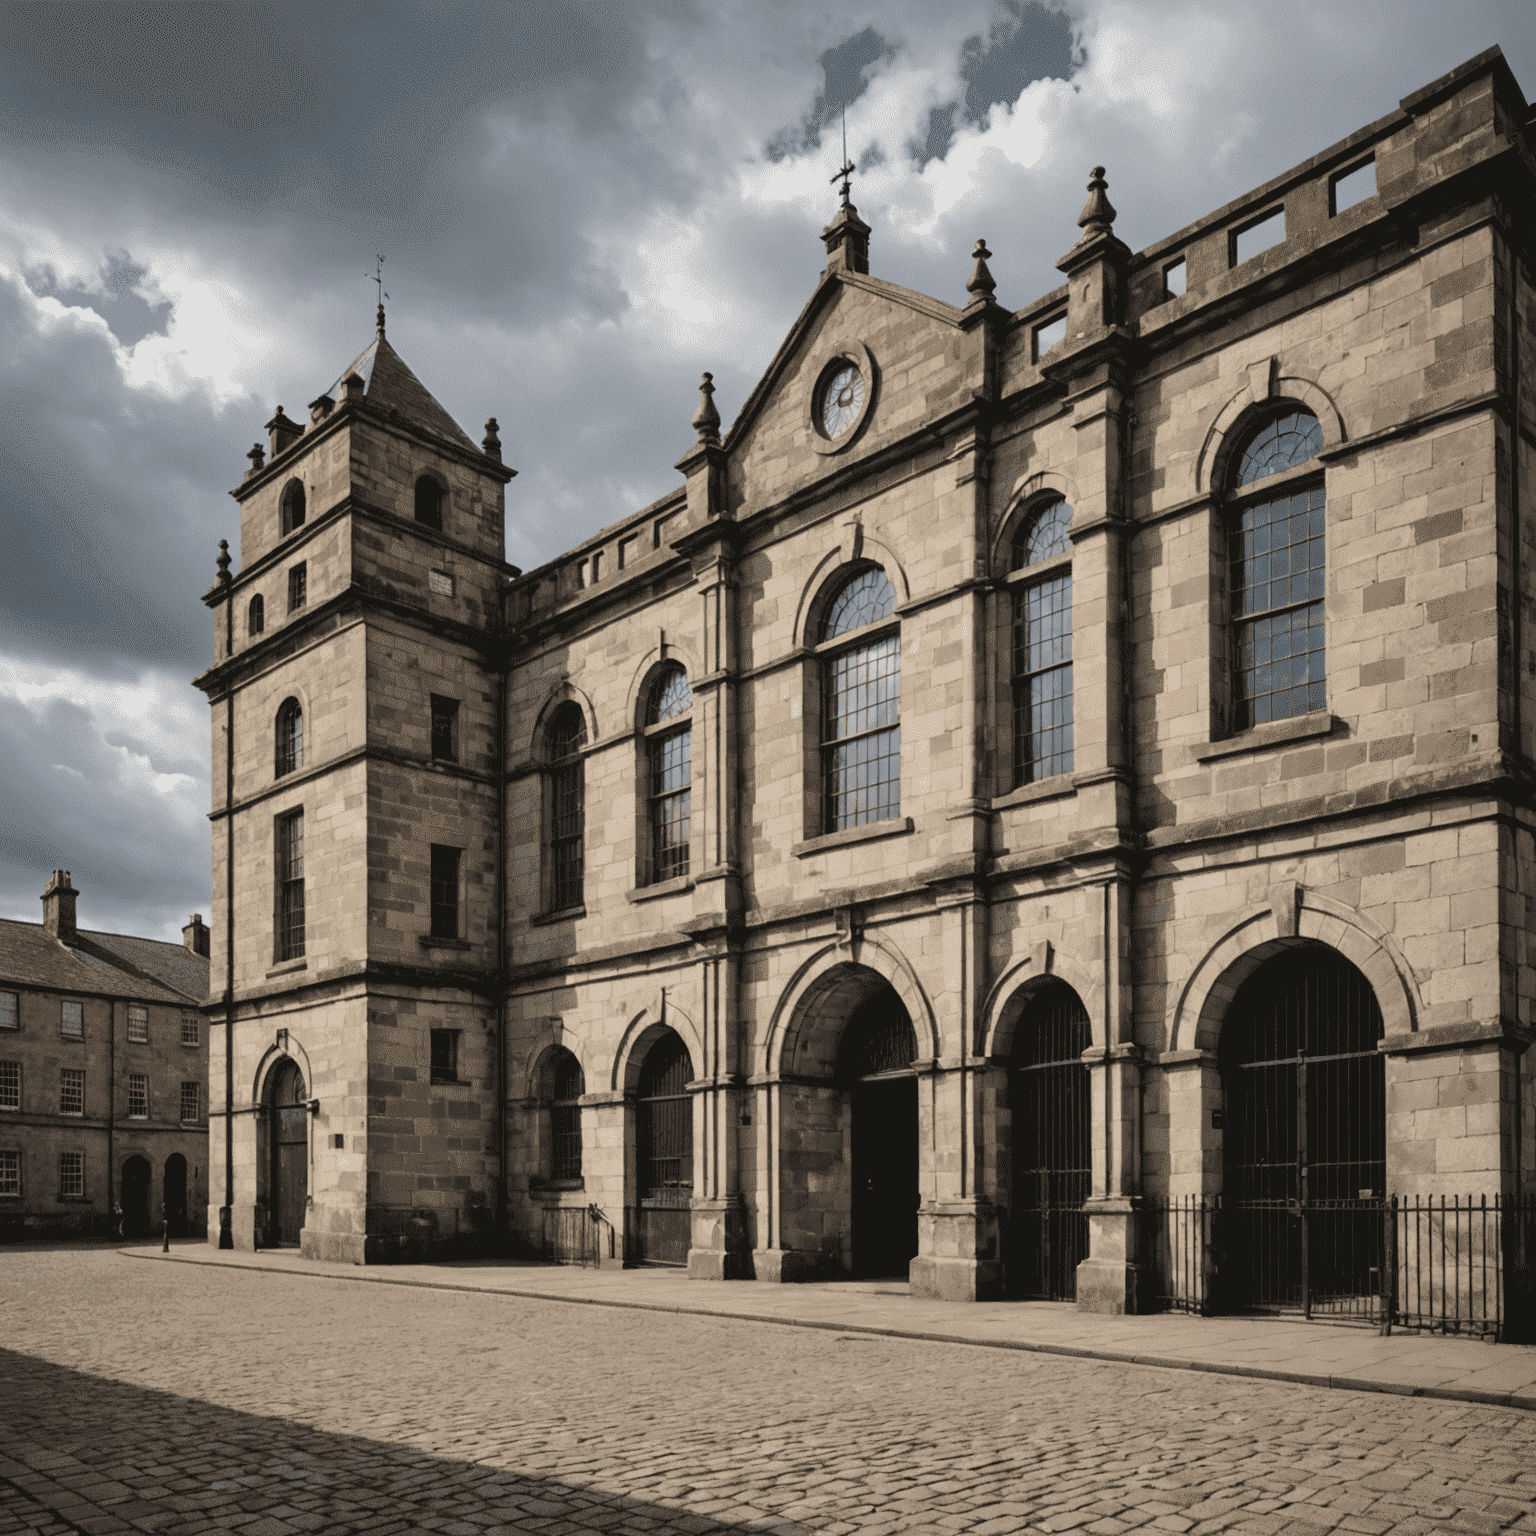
[121,1155,151,1238]
[1006,981,1091,1300]
[1220,944,1385,1315]
[838,989,919,1279]
[163,1154,188,1238]
[633,1032,693,1266]
[269,1059,309,1247]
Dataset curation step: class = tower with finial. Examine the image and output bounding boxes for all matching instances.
[821,113,871,277]
[193,282,517,1262]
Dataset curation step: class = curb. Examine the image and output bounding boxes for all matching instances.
[123,1248,1536,1414]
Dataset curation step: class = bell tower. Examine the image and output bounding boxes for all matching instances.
[195,304,517,1261]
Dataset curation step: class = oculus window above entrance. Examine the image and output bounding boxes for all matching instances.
[819,363,864,439]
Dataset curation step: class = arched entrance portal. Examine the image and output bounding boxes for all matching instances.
[1220,944,1385,1315]
[1006,981,1091,1300]
[838,990,919,1279]
[121,1155,151,1238]
[269,1059,309,1247]
[633,1032,693,1266]
[163,1154,188,1238]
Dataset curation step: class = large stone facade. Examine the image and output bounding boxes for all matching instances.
[199,49,1536,1309]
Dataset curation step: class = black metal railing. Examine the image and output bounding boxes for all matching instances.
[1142,1193,1536,1341]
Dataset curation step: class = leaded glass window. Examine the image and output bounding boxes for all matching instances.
[647,666,692,882]
[548,704,587,911]
[821,568,900,832]
[1011,501,1074,785]
[1229,411,1325,728]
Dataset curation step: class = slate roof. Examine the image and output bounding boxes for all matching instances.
[0,920,209,1005]
[328,333,477,452]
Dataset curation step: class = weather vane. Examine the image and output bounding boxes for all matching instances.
[368,254,389,331]
[830,106,855,209]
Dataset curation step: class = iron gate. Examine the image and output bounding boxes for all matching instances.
[1221,946,1385,1317]
[633,1032,693,1266]
[1009,981,1091,1300]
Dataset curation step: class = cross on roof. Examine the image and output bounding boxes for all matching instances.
[830,107,855,209]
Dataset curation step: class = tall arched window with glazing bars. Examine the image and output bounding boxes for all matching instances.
[645,666,692,883]
[1227,409,1325,729]
[275,698,303,779]
[547,1047,585,1181]
[820,567,899,831]
[547,703,587,912]
[1010,499,1073,785]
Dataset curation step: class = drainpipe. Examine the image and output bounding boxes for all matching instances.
[107,999,116,1236]
[495,645,509,1252]
[221,687,235,1246]
[1511,252,1525,1205]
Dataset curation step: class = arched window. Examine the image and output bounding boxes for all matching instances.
[280,481,306,536]
[634,1031,693,1265]
[1228,408,1325,729]
[275,698,303,778]
[414,475,443,530]
[821,567,899,831]
[645,666,692,883]
[248,595,265,637]
[1010,498,1074,785]
[547,703,587,911]
[544,1047,585,1182]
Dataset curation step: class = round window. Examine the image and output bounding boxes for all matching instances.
[819,362,865,439]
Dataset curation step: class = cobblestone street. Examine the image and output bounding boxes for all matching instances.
[3,1249,1536,1536]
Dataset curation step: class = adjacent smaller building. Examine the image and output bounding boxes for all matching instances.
[0,871,211,1239]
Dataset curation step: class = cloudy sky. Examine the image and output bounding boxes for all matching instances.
[1,1,1533,943]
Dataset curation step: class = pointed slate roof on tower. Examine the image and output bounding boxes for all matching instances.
[327,311,477,452]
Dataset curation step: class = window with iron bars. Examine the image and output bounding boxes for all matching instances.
[548,704,587,910]
[820,568,899,832]
[275,809,305,962]
[645,667,692,883]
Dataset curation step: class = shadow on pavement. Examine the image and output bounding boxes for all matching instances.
[0,1347,805,1536]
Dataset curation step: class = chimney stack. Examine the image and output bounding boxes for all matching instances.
[42,870,78,942]
[183,913,211,957]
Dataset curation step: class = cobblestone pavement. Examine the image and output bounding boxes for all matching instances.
[2,1249,1536,1536]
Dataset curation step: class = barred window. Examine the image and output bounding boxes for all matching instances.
[128,1073,148,1119]
[127,1005,148,1044]
[181,1081,200,1123]
[646,666,692,883]
[548,703,587,911]
[60,1068,84,1116]
[430,845,461,939]
[288,562,307,612]
[181,1016,200,1047]
[59,1151,83,1197]
[61,1000,83,1038]
[276,809,305,962]
[821,568,900,832]
[0,991,15,1029]
[549,1048,584,1181]
[0,1061,18,1110]
[1229,409,1325,729]
[1010,499,1075,786]
[275,698,303,777]
[0,1150,17,1196]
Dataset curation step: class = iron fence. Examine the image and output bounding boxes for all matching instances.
[1142,1193,1536,1341]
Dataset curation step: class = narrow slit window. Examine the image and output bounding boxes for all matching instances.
[430,1029,459,1084]
[548,703,587,911]
[430,695,460,763]
[646,667,693,883]
[276,809,305,962]
[430,845,461,939]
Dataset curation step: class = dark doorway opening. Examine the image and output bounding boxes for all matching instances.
[1006,980,1091,1300]
[1220,944,1385,1317]
[839,989,919,1279]
[633,1031,693,1266]
[163,1154,188,1238]
[269,1060,309,1248]
[121,1155,151,1239]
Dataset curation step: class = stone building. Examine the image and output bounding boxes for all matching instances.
[198,48,1536,1314]
[0,871,211,1238]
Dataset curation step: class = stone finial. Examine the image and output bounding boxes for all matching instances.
[263,406,302,460]
[41,869,78,942]
[1077,166,1117,237]
[246,442,265,476]
[376,302,386,337]
[966,239,997,301]
[482,417,503,461]
[308,393,335,424]
[216,538,232,586]
[691,372,721,444]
